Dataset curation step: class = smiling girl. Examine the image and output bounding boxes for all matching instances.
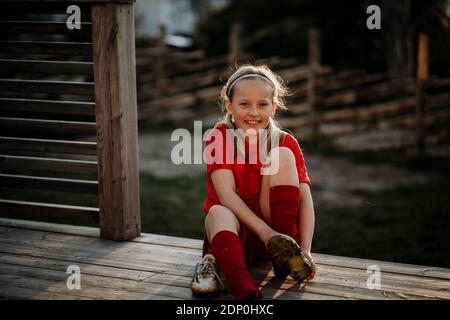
[191,65,316,300]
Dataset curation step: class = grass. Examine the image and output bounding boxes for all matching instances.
[139,174,207,240]
[313,178,450,268]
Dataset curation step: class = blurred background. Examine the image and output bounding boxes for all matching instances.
[1,0,449,268]
[133,0,450,269]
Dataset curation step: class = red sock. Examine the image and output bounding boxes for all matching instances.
[210,230,262,300]
[270,185,300,238]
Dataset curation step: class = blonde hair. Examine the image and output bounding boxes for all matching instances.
[214,64,291,151]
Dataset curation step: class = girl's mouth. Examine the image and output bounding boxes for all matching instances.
[245,120,261,125]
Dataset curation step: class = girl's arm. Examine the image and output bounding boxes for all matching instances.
[211,169,276,244]
[298,183,316,280]
[298,183,315,252]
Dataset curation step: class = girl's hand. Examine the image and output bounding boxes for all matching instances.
[302,251,316,281]
[259,227,280,249]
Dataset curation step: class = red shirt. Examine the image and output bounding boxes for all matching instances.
[203,123,311,214]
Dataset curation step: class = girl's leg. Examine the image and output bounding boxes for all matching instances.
[260,147,300,238]
[204,205,240,242]
[205,205,261,300]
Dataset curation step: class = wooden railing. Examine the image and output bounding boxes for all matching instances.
[0,0,140,241]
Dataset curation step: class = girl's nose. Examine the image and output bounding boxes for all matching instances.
[249,105,259,116]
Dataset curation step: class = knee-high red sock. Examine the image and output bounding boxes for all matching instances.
[270,185,300,239]
[210,230,261,300]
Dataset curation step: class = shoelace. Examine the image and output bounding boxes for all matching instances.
[196,260,225,290]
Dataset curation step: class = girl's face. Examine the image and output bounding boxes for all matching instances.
[225,79,276,134]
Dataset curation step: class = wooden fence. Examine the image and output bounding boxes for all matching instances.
[135,38,332,125]
[280,33,450,152]
[136,30,450,153]
[0,0,141,240]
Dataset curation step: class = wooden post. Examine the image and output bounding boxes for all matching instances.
[416,32,428,155]
[91,3,141,240]
[307,28,321,140]
[228,21,241,66]
[156,24,167,100]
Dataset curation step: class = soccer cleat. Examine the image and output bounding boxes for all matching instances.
[267,234,312,283]
[191,254,224,297]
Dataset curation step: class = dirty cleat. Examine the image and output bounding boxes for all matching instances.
[191,254,224,297]
[267,234,312,283]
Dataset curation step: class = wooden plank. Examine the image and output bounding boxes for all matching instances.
[0,118,96,135]
[0,231,447,299]
[0,41,92,58]
[0,217,100,237]
[0,271,155,300]
[318,79,416,109]
[4,224,449,298]
[0,154,98,175]
[0,223,446,300]
[3,246,446,300]
[314,253,450,281]
[0,217,202,250]
[91,3,141,240]
[326,109,450,138]
[0,284,91,300]
[0,59,93,75]
[0,174,98,194]
[0,21,91,36]
[315,72,386,94]
[281,92,450,129]
[0,199,98,222]
[2,220,448,296]
[0,255,343,300]
[0,136,97,156]
[321,96,417,123]
[0,232,349,301]
[0,233,204,273]
[0,97,95,116]
[2,225,450,284]
[416,32,429,155]
[0,79,94,96]
[0,2,92,17]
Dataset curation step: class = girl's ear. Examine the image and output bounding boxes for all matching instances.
[271,103,277,116]
[225,99,232,115]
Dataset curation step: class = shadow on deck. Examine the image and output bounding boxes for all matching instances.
[0,218,449,300]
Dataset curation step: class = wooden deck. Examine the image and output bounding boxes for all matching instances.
[0,218,449,300]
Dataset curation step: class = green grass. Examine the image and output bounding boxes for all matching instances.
[314,178,450,268]
[139,174,207,240]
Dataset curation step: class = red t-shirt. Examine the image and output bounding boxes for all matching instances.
[203,123,311,214]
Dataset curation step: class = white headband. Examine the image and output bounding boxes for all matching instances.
[226,73,274,98]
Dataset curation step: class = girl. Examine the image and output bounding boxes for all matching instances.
[191,65,316,300]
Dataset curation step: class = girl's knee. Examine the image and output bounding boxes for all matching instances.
[274,147,296,168]
[205,205,240,233]
[263,147,296,176]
